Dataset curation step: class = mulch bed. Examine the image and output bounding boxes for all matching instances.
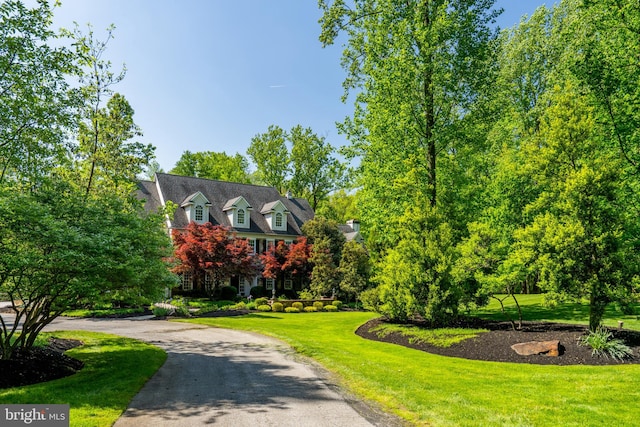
[0,338,84,389]
[356,317,640,366]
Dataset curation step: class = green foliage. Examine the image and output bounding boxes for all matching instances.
[359,287,381,312]
[254,297,269,307]
[324,304,338,312]
[375,206,462,324]
[247,125,290,192]
[304,306,318,312]
[219,285,238,301]
[309,238,338,297]
[285,307,300,313]
[257,305,272,312]
[313,301,325,310]
[170,150,252,183]
[153,307,171,317]
[0,181,176,360]
[272,302,284,312]
[292,302,304,310]
[0,0,77,187]
[370,324,488,348]
[232,301,247,310]
[174,306,190,318]
[250,285,266,298]
[288,125,345,210]
[297,289,315,300]
[302,216,346,265]
[331,300,343,309]
[578,325,633,361]
[338,240,371,303]
[314,189,360,224]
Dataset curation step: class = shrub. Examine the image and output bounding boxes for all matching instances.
[324,304,338,312]
[254,297,269,307]
[313,301,325,310]
[304,306,318,312]
[298,289,315,300]
[331,300,343,310]
[359,287,381,312]
[292,302,304,311]
[153,307,171,317]
[218,285,238,301]
[272,302,284,312]
[174,306,190,317]
[285,307,300,313]
[250,285,267,298]
[257,304,272,312]
[246,301,256,310]
[233,301,247,310]
[579,325,634,360]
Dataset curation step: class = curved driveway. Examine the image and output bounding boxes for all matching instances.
[44,316,400,427]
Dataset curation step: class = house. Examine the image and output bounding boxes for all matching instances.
[338,220,364,244]
[138,173,315,297]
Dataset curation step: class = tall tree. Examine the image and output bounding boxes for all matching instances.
[289,125,345,210]
[69,25,154,196]
[320,0,501,322]
[338,240,371,305]
[170,150,252,183]
[0,0,76,186]
[247,125,290,193]
[320,0,501,243]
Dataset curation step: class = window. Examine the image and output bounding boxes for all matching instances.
[238,209,245,225]
[266,278,274,290]
[275,212,283,228]
[181,271,193,291]
[248,239,256,254]
[195,205,204,222]
[267,240,275,250]
[204,273,213,292]
[284,279,293,290]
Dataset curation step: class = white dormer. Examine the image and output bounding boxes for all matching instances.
[180,192,211,224]
[223,196,253,228]
[260,200,289,232]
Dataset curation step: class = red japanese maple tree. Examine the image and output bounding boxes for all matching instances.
[260,237,313,289]
[172,222,260,294]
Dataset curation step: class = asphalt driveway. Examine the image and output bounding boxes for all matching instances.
[43,316,400,426]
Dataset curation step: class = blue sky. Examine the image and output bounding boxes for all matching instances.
[50,1,550,172]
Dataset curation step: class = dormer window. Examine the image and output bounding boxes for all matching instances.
[223,196,252,229]
[180,192,211,225]
[260,200,289,232]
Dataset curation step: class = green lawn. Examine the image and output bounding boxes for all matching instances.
[180,306,640,426]
[0,331,165,427]
[472,294,640,330]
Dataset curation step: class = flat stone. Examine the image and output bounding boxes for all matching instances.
[511,340,560,357]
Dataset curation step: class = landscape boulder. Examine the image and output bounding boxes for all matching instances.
[511,340,560,357]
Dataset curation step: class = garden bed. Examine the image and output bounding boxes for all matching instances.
[357,317,640,366]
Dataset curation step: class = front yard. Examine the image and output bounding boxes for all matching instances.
[181,307,640,426]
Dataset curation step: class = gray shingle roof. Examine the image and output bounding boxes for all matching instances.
[140,173,314,237]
